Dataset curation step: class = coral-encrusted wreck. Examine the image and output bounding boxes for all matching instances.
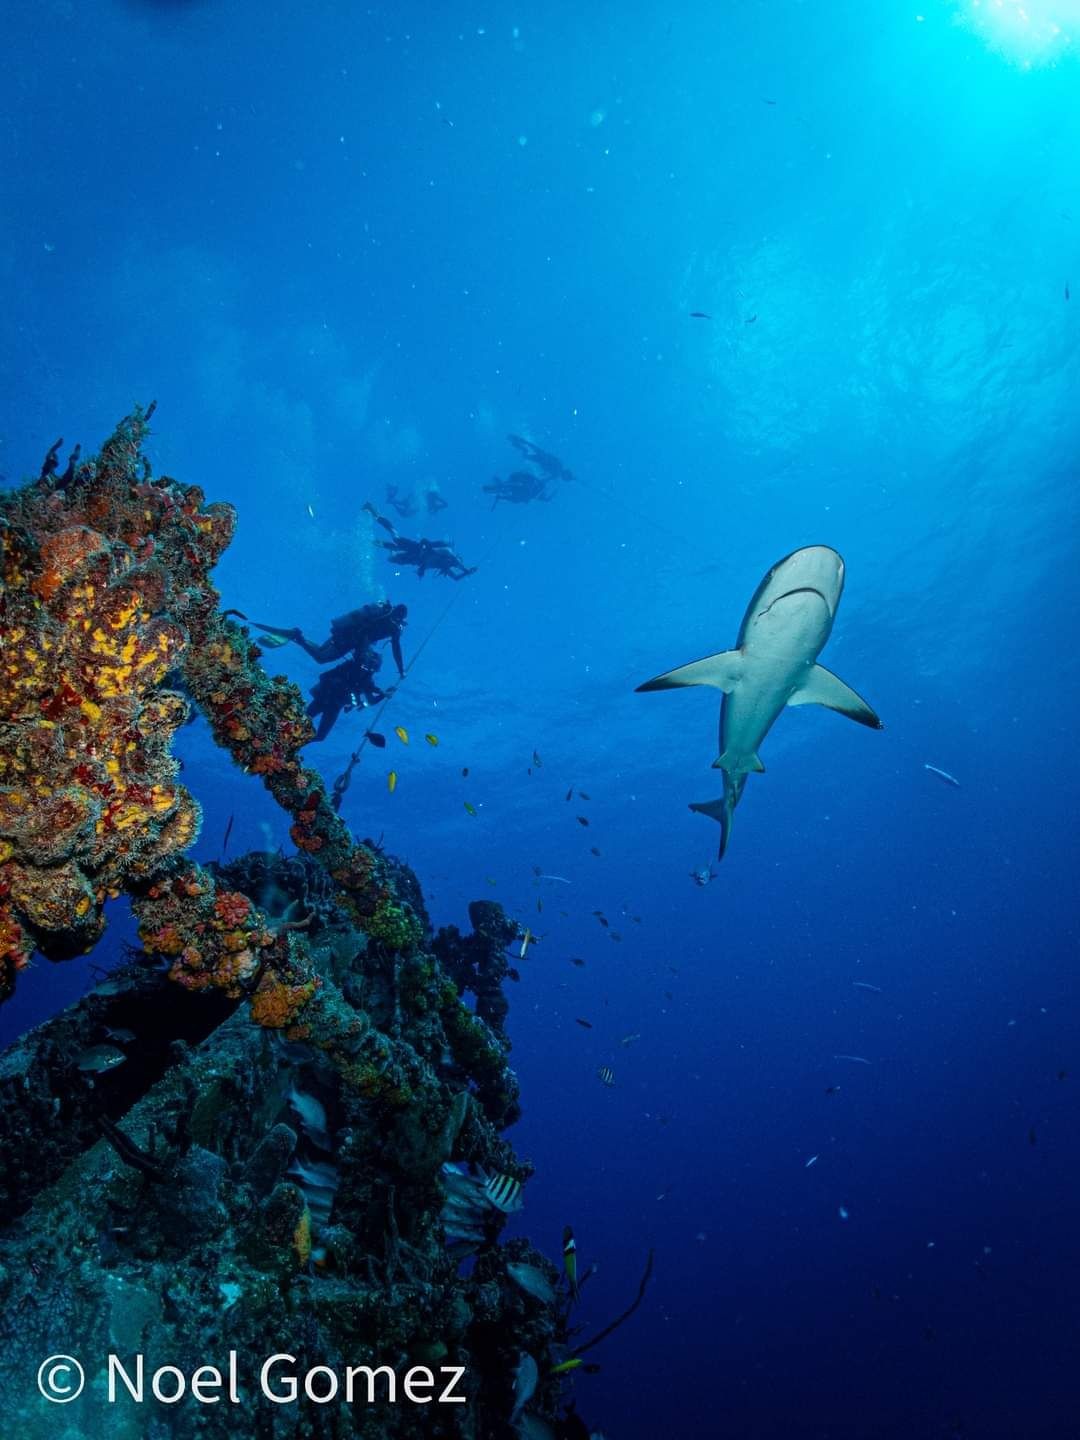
[0,413,583,1439]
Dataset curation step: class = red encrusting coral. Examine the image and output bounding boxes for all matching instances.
[0,409,426,1073]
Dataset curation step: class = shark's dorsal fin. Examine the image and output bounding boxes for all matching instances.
[636,648,743,694]
[788,664,883,729]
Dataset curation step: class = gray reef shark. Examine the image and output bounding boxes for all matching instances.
[636,545,882,859]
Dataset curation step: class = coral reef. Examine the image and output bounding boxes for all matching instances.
[0,416,598,1437]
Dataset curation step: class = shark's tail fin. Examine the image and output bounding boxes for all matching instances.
[689,774,745,861]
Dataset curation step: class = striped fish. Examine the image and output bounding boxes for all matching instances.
[597,1065,615,1087]
[482,1170,523,1213]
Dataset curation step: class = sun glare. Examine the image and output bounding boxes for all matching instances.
[963,0,1079,64]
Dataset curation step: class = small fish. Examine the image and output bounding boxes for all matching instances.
[257,632,291,648]
[511,1353,538,1422]
[307,503,315,518]
[387,770,398,793]
[609,932,622,942]
[565,787,574,801]
[507,1262,555,1304]
[833,1054,871,1064]
[924,763,960,788]
[825,1085,841,1096]
[805,1154,819,1168]
[484,1171,523,1212]
[838,1205,850,1221]
[763,97,777,105]
[595,914,609,928]
[103,1027,136,1045]
[550,1358,583,1376]
[852,981,883,993]
[745,314,758,324]
[689,311,712,319]
[575,1018,593,1029]
[563,1225,578,1298]
[486,877,498,887]
[597,1065,615,1087]
[464,801,478,816]
[461,766,469,777]
[579,792,591,801]
[366,730,387,748]
[620,1033,641,1046]
[76,1044,127,1074]
[537,899,543,913]
[1067,282,1071,301]
[394,726,409,745]
[221,812,235,854]
[520,927,533,959]
[570,957,586,968]
[576,815,590,827]
[1028,1126,1037,1146]
[533,749,543,768]
[590,846,601,857]
[537,874,571,884]
[425,733,438,747]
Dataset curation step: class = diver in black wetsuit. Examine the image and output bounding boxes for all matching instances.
[507,433,575,484]
[482,470,554,507]
[364,504,477,580]
[243,601,408,679]
[385,483,416,518]
[306,647,387,742]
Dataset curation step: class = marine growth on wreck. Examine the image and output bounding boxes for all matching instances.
[0,414,618,1439]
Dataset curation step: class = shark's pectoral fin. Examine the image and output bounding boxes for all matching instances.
[788,664,883,729]
[635,648,743,694]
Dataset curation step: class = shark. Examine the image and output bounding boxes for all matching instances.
[636,545,882,859]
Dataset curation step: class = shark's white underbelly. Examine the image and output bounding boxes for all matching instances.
[722,650,811,766]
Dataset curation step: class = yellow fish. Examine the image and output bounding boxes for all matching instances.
[549,1358,582,1376]
[395,726,409,745]
[388,771,398,793]
[464,801,477,816]
[425,733,439,747]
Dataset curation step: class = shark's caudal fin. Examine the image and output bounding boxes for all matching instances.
[636,649,743,693]
[689,796,733,860]
[690,773,746,860]
[787,663,883,729]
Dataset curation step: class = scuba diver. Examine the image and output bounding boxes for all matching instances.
[385,482,416,518]
[507,433,575,484]
[482,470,554,508]
[364,503,477,580]
[306,647,388,742]
[233,600,408,680]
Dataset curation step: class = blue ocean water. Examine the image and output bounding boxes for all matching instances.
[3,2,1079,1435]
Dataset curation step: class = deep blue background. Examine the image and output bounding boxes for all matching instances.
[3,2,1079,1436]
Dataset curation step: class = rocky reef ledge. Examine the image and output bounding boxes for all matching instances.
[0,413,588,1439]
